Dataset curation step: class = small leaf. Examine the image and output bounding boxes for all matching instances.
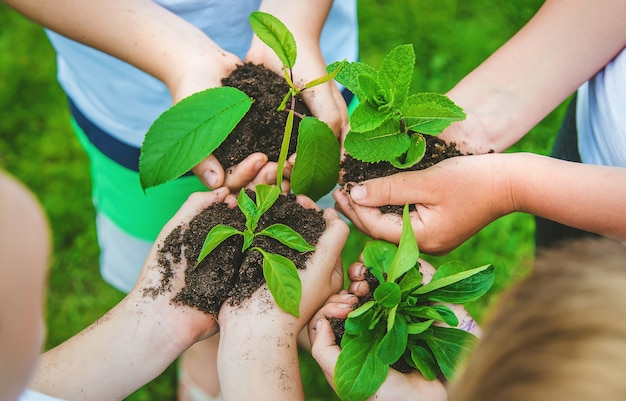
[304,61,345,89]
[416,326,478,381]
[373,282,402,308]
[327,60,377,101]
[431,305,459,327]
[398,268,423,294]
[402,93,466,135]
[139,87,252,189]
[377,44,415,110]
[362,240,397,284]
[357,73,379,101]
[255,248,302,317]
[253,184,280,218]
[406,319,435,335]
[345,302,378,336]
[242,230,254,251]
[335,329,388,401]
[387,204,420,283]
[196,225,243,265]
[415,263,495,304]
[377,312,408,365]
[238,189,259,232]
[403,305,447,322]
[344,119,411,163]
[349,102,392,133]
[291,117,340,201]
[257,223,315,252]
[390,132,426,169]
[249,11,297,68]
[408,344,438,381]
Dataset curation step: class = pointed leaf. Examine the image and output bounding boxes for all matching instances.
[377,44,415,109]
[249,11,297,68]
[140,87,252,189]
[327,60,377,101]
[415,263,495,304]
[362,240,397,284]
[377,312,408,365]
[402,93,466,135]
[373,282,402,308]
[238,189,259,231]
[349,101,392,133]
[390,132,426,169]
[255,248,302,317]
[304,61,345,89]
[291,117,340,201]
[345,301,377,336]
[344,119,411,163]
[399,268,423,294]
[387,204,420,282]
[417,326,478,381]
[406,319,435,335]
[254,184,280,217]
[408,344,438,381]
[257,223,315,252]
[196,225,242,265]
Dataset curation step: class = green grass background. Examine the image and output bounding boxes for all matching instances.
[1,1,564,399]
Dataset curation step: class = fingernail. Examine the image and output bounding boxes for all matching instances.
[203,170,218,188]
[350,184,366,201]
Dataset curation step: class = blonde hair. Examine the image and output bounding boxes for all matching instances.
[449,238,626,401]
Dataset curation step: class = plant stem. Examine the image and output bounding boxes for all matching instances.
[276,108,295,189]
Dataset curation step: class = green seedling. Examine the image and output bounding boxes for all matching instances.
[334,205,494,401]
[195,184,314,317]
[328,44,466,168]
[139,11,341,202]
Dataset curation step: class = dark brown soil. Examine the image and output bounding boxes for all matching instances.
[213,62,311,169]
[146,190,326,315]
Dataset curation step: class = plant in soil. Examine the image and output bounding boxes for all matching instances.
[333,205,495,401]
[138,11,345,317]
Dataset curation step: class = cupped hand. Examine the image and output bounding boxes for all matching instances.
[334,153,515,255]
[130,188,238,346]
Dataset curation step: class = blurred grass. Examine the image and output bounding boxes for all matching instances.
[0,1,561,399]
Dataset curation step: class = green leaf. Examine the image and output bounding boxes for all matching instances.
[291,117,340,201]
[304,61,345,89]
[431,305,459,327]
[408,344,438,381]
[415,263,495,304]
[349,101,392,133]
[327,60,377,101]
[344,119,410,163]
[377,312,408,365]
[387,204,420,283]
[249,11,297,68]
[390,132,426,169]
[362,240,397,284]
[139,87,252,189]
[256,223,315,252]
[406,319,435,335]
[377,44,415,110]
[196,225,243,265]
[254,184,280,218]
[398,268,423,294]
[357,73,379,101]
[238,189,259,231]
[335,329,389,401]
[403,305,448,322]
[345,301,377,336]
[242,230,254,251]
[254,248,302,317]
[402,93,466,135]
[374,282,401,308]
[417,326,478,381]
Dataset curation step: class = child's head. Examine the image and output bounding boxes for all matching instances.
[0,171,51,400]
[449,237,626,401]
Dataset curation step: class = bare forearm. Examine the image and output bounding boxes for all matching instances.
[30,297,186,401]
[509,153,626,241]
[442,0,626,153]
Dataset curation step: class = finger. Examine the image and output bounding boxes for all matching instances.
[246,162,279,188]
[159,187,230,235]
[309,318,341,389]
[223,153,268,191]
[347,262,367,281]
[306,208,350,290]
[296,194,321,211]
[346,169,436,208]
[348,279,370,298]
[301,81,344,136]
[192,154,226,189]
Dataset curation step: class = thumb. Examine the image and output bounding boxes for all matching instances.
[310,318,341,389]
[347,170,433,207]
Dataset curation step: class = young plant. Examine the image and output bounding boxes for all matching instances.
[328,44,466,168]
[195,184,314,317]
[139,11,341,202]
[334,205,494,401]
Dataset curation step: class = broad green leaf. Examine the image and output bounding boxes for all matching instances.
[139,87,252,189]
[387,204,420,283]
[335,330,388,401]
[374,282,401,308]
[344,119,410,163]
[238,189,258,231]
[431,305,459,327]
[417,326,478,381]
[362,240,397,284]
[249,11,297,68]
[304,61,345,89]
[196,225,242,265]
[291,117,340,201]
[357,73,379,102]
[406,319,435,335]
[377,44,415,110]
[345,302,377,336]
[254,184,280,218]
[390,132,426,169]
[402,93,466,135]
[403,305,447,322]
[257,223,315,252]
[349,102,392,133]
[327,60,377,102]
[254,248,302,317]
[399,268,423,294]
[377,313,408,365]
[415,263,495,304]
[408,344,438,381]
